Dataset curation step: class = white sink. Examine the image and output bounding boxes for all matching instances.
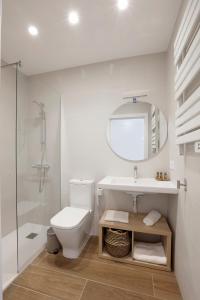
[97,176,178,194]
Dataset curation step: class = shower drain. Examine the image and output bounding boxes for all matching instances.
[26,233,39,239]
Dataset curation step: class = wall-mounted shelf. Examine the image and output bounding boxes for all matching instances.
[98,211,172,272]
[174,0,200,149]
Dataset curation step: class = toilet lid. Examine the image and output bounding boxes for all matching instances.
[50,207,89,230]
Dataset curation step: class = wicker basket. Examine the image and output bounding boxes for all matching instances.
[104,228,131,258]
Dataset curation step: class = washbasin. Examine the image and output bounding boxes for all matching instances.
[97,176,178,194]
[109,177,155,185]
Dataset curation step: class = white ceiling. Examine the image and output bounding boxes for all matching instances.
[2,0,182,75]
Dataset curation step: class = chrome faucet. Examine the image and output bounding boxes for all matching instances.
[134,166,138,180]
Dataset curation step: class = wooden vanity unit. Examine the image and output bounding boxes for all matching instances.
[99,211,172,271]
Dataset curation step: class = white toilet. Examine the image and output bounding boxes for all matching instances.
[50,179,94,259]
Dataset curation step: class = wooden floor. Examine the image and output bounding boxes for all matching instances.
[4,237,182,300]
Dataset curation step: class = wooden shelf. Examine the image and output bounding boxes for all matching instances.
[99,211,172,272]
[99,249,169,272]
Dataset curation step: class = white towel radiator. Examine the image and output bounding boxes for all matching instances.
[174,0,200,153]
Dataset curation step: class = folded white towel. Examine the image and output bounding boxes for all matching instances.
[104,210,129,223]
[143,210,161,226]
[133,242,167,265]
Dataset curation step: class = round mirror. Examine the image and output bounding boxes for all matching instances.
[107,101,167,161]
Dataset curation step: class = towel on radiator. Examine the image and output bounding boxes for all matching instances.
[143,210,161,226]
[133,242,167,265]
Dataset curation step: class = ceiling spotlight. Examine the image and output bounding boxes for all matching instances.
[68,11,80,25]
[28,25,39,36]
[117,0,129,10]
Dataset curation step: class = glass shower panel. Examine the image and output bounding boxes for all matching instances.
[1,63,18,289]
[17,74,61,271]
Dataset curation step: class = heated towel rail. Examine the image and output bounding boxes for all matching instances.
[174,0,200,148]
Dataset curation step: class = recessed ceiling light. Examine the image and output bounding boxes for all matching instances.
[68,11,80,25]
[28,25,39,36]
[117,0,129,10]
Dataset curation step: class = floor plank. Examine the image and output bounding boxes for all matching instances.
[14,264,86,300]
[38,253,154,297]
[5,236,182,300]
[80,236,99,260]
[153,273,182,300]
[81,237,176,277]
[80,281,158,300]
[4,284,58,300]
[32,250,48,265]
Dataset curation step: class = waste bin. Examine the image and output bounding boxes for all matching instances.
[46,227,61,254]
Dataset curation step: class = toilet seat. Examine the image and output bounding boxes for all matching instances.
[50,207,89,230]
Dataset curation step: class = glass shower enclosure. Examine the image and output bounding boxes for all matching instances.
[1,62,61,289]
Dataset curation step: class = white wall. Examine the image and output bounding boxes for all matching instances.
[29,53,170,234]
[167,0,200,299]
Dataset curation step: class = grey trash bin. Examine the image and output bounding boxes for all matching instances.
[46,227,61,254]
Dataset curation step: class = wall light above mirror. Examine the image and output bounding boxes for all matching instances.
[107,101,168,162]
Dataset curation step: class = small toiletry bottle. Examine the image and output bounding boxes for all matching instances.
[156,172,160,180]
[164,172,168,181]
[159,172,163,181]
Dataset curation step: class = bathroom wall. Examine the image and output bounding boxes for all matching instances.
[28,53,170,233]
[167,0,200,299]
